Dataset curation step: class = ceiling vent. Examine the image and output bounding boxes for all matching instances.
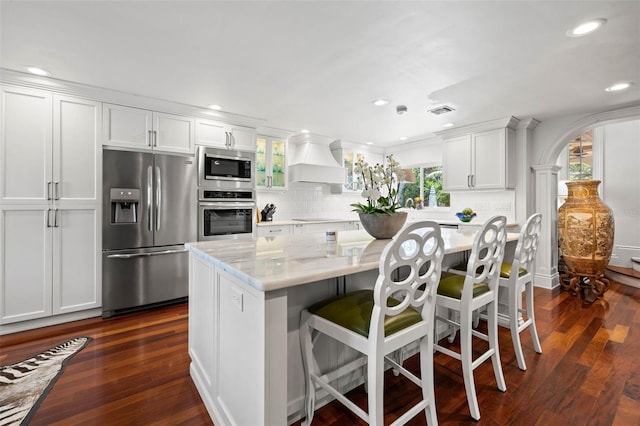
[428,105,455,115]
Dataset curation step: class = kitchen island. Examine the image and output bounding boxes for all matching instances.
[186,228,518,425]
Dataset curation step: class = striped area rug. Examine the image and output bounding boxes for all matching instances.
[0,337,91,426]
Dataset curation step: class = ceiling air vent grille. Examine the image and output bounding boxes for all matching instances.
[428,105,455,115]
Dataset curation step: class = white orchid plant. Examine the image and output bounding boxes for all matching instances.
[350,154,404,215]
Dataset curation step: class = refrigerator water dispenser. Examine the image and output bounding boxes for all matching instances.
[110,188,140,224]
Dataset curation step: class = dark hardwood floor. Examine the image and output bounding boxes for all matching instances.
[2,281,639,425]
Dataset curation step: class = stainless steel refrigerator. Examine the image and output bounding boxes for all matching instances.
[102,148,196,317]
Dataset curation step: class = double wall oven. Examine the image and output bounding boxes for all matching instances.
[197,146,256,241]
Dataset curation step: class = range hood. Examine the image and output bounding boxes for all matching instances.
[288,133,347,184]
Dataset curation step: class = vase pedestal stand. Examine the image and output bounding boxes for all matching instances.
[560,268,610,305]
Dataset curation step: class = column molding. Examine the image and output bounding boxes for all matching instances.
[531,164,561,289]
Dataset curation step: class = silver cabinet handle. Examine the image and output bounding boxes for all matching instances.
[147,166,153,231]
[148,130,153,147]
[155,166,161,231]
[47,208,52,228]
[54,208,59,227]
[269,228,282,233]
[225,131,230,148]
[107,249,188,259]
[153,130,158,147]
[54,181,60,200]
[229,132,234,149]
[47,181,52,200]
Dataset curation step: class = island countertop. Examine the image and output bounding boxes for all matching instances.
[185,228,519,292]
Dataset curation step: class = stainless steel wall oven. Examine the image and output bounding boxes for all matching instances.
[198,189,256,241]
[197,146,257,241]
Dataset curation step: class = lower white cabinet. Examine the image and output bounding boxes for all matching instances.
[257,224,293,237]
[0,205,101,324]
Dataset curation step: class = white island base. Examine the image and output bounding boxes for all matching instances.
[186,229,518,425]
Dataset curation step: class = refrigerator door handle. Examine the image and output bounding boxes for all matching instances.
[147,166,153,231]
[106,249,187,259]
[155,166,161,231]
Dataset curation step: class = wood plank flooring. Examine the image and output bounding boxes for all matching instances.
[1,281,639,425]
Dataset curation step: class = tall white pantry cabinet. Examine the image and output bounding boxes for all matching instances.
[0,85,102,327]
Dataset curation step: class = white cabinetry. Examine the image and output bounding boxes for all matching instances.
[330,141,384,193]
[257,224,293,237]
[0,86,101,326]
[195,118,255,151]
[103,103,194,154]
[256,135,287,190]
[441,116,519,191]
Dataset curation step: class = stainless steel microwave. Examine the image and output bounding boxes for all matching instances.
[197,146,255,189]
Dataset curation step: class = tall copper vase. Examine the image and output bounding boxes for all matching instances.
[558,180,614,299]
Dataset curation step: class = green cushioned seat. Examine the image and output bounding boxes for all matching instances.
[307,289,423,338]
[437,271,490,299]
[449,262,527,279]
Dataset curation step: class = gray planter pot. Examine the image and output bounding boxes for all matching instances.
[358,211,408,239]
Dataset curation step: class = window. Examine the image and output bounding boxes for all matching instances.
[568,130,592,180]
[400,166,450,208]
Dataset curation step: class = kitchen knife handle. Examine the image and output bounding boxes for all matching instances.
[147,166,153,231]
[155,166,161,231]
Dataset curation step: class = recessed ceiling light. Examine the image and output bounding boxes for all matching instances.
[207,104,222,110]
[605,82,633,92]
[399,136,408,141]
[372,99,389,106]
[442,122,455,128]
[567,18,607,37]
[300,129,310,134]
[366,141,374,145]
[25,66,50,76]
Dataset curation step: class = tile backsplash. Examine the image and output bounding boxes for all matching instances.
[257,182,517,223]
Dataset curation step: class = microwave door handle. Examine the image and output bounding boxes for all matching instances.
[147,166,153,231]
[155,166,161,231]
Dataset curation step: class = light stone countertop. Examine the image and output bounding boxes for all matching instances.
[186,228,519,292]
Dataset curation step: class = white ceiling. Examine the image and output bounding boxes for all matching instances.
[1,1,639,147]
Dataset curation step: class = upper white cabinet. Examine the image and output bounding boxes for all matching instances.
[256,135,286,190]
[441,116,519,191]
[103,103,194,154]
[196,118,255,151]
[1,87,101,205]
[0,85,102,325]
[330,141,384,193]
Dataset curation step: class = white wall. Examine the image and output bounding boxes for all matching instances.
[601,120,640,267]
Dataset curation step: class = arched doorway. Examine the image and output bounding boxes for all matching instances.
[531,105,640,289]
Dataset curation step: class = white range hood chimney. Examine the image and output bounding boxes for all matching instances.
[288,133,347,184]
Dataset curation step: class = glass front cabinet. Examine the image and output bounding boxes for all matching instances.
[256,136,287,190]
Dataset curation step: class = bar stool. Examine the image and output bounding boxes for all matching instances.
[299,221,445,426]
[434,215,507,421]
[499,213,543,370]
[447,213,543,371]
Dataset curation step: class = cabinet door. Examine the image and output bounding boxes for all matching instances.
[228,126,255,151]
[0,86,53,205]
[103,103,152,149]
[52,207,101,314]
[0,207,53,324]
[195,119,227,148]
[443,135,472,191]
[472,128,506,190]
[54,95,101,204]
[154,112,194,154]
[269,139,286,189]
[255,137,268,187]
